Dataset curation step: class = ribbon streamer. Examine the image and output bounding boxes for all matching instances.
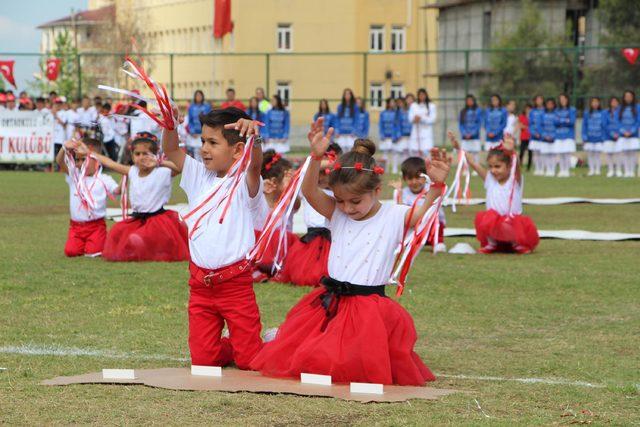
[443,149,471,212]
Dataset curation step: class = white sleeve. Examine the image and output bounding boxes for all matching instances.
[179,155,207,195]
[247,177,265,209]
[424,103,437,125]
[102,174,120,194]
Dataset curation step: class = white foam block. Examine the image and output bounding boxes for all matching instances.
[102,369,135,380]
[191,365,222,377]
[350,382,384,395]
[300,373,332,386]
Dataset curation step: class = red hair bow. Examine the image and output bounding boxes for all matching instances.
[354,162,363,171]
[265,153,281,171]
[326,150,337,163]
[373,166,385,175]
[333,162,342,171]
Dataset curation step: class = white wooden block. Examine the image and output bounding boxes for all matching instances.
[300,373,332,386]
[350,382,384,395]
[102,369,135,380]
[191,365,222,377]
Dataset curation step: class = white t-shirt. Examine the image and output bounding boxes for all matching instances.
[327,202,409,287]
[53,111,67,144]
[130,111,161,139]
[180,155,264,269]
[98,114,116,142]
[65,109,79,140]
[399,186,446,224]
[302,190,333,229]
[77,107,97,127]
[485,172,522,215]
[128,165,172,213]
[251,194,271,231]
[505,113,518,136]
[66,172,118,222]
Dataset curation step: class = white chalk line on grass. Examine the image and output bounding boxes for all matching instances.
[1,343,609,389]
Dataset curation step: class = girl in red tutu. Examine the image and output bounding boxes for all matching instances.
[250,117,450,386]
[449,131,539,254]
[78,132,189,262]
[252,150,299,281]
[280,143,343,287]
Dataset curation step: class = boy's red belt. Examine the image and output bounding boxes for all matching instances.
[189,259,251,287]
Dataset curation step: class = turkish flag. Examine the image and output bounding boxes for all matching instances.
[214,0,233,39]
[622,48,639,65]
[0,60,17,88]
[46,58,61,81]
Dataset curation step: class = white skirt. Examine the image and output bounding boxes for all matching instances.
[538,141,555,154]
[461,139,481,153]
[583,142,604,152]
[529,140,541,151]
[409,127,434,153]
[393,136,409,153]
[484,140,501,151]
[264,138,290,154]
[553,138,576,154]
[617,136,640,151]
[336,135,356,152]
[602,140,620,154]
[379,137,393,152]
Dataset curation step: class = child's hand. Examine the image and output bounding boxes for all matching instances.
[427,148,450,183]
[412,116,421,124]
[502,133,516,151]
[447,131,460,150]
[224,118,264,138]
[141,154,157,169]
[308,117,334,157]
[263,178,277,195]
[63,139,79,151]
[388,179,402,191]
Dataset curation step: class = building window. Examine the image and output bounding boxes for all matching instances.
[277,24,292,52]
[390,84,404,100]
[276,82,291,106]
[482,12,491,49]
[390,26,406,52]
[369,25,384,52]
[369,83,383,109]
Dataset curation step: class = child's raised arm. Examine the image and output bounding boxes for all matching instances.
[448,131,486,180]
[405,148,450,228]
[162,107,186,171]
[77,144,130,176]
[302,117,335,220]
[55,140,76,174]
[160,159,181,177]
[224,118,264,198]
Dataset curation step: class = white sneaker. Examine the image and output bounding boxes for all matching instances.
[533,170,543,176]
[545,170,555,177]
[616,170,624,177]
[607,170,615,178]
[263,327,279,343]
[84,252,102,258]
[434,243,447,253]
[587,170,594,176]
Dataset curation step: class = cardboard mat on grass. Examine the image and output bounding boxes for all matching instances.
[42,367,458,403]
[445,228,640,241]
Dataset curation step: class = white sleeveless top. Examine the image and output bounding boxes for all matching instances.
[485,172,523,215]
[128,165,172,213]
[328,202,409,286]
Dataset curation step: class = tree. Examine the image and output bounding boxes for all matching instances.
[28,29,80,98]
[482,0,572,103]
[580,0,640,96]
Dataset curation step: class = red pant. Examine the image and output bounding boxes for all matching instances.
[188,262,262,369]
[64,218,107,257]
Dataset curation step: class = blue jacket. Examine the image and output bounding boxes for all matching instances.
[529,107,544,140]
[540,110,557,142]
[335,104,359,135]
[355,110,370,138]
[395,109,412,138]
[245,108,265,123]
[187,102,212,135]
[603,109,621,140]
[554,107,576,140]
[483,107,507,142]
[618,105,639,137]
[313,112,335,134]
[264,109,290,139]
[581,109,606,143]
[378,109,397,139]
[458,107,482,140]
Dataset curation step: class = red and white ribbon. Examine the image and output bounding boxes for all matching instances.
[389,184,446,296]
[64,150,102,217]
[248,157,311,273]
[120,175,129,220]
[506,151,519,217]
[181,136,256,241]
[443,149,471,212]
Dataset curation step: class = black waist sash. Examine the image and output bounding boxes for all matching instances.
[300,227,331,243]
[316,276,386,331]
[130,207,166,223]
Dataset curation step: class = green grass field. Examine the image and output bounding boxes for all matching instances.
[1,169,639,425]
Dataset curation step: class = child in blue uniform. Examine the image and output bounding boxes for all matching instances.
[313,99,335,135]
[582,97,606,176]
[392,97,412,174]
[246,97,265,123]
[484,94,507,151]
[602,97,622,177]
[264,94,290,153]
[617,90,640,177]
[528,95,545,175]
[539,98,557,176]
[355,97,370,139]
[458,94,483,164]
[378,97,397,167]
[335,88,359,152]
[553,94,576,178]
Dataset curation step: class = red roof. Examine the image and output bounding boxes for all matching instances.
[37,5,114,29]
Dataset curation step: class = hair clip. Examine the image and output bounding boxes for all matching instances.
[332,163,385,175]
[265,153,281,171]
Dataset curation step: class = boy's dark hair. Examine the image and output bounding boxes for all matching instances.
[261,149,292,181]
[35,97,45,103]
[401,157,427,179]
[200,107,251,145]
[101,103,111,111]
[131,132,159,154]
[329,138,380,193]
[327,142,343,156]
[83,137,103,151]
[226,88,235,93]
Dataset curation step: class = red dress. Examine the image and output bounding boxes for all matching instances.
[279,228,331,287]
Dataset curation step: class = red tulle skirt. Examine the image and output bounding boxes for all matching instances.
[475,209,540,253]
[279,230,331,287]
[252,229,298,283]
[103,210,189,262]
[250,287,436,385]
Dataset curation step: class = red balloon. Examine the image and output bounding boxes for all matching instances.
[622,48,639,65]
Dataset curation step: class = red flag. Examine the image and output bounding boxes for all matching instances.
[0,60,17,88]
[622,48,639,65]
[214,0,233,39]
[46,58,61,81]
